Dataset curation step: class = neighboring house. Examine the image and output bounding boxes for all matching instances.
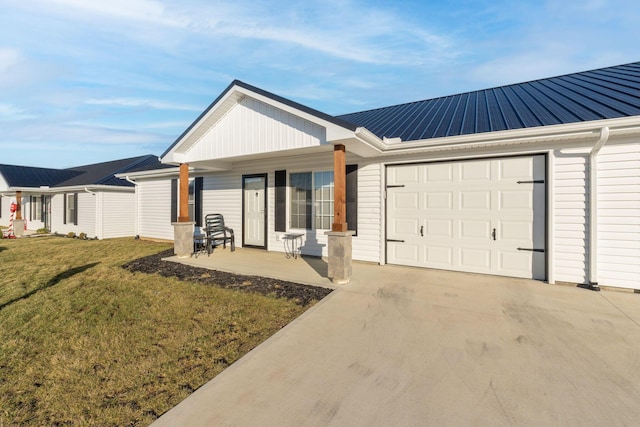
[125,62,640,290]
[0,155,162,239]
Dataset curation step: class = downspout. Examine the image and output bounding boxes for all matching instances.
[84,187,100,240]
[587,126,610,291]
[123,176,140,239]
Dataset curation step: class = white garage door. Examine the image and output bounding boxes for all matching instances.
[387,156,546,280]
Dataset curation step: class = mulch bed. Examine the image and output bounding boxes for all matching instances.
[122,249,333,306]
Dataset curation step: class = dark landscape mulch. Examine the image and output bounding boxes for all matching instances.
[122,249,333,306]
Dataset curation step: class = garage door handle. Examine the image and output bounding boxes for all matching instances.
[492,228,496,240]
[420,225,424,237]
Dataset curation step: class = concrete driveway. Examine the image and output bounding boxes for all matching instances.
[153,261,640,426]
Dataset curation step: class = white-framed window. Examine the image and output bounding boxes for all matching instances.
[30,196,42,221]
[289,171,334,230]
[64,193,77,225]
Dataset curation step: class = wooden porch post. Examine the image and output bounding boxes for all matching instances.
[332,144,347,232]
[15,191,22,220]
[178,163,190,222]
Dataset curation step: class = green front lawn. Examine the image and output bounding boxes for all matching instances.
[0,237,312,425]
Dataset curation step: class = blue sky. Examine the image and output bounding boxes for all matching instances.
[1,0,639,168]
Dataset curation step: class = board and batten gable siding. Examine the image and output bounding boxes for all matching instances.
[596,141,640,289]
[51,192,97,237]
[101,191,136,239]
[184,97,327,161]
[138,178,174,240]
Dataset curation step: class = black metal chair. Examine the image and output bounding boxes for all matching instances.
[204,213,235,254]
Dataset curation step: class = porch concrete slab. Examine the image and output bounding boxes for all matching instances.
[153,258,640,427]
[166,247,337,289]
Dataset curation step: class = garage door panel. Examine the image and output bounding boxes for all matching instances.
[426,163,453,182]
[389,165,421,185]
[425,192,453,209]
[426,219,452,238]
[499,220,533,241]
[390,218,419,236]
[499,190,533,210]
[425,246,453,265]
[498,157,534,180]
[387,156,546,280]
[459,248,491,270]
[498,250,533,278]
[460,191,491,210]
[391,192,419,209]
[460,219,491,239]
[388,243,420,265]
[460,161,491,182]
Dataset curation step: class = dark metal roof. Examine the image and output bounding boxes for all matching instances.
[337,62,640,141]
[0,164,81,187]
[0,155,161,189]
[59,155,161,187]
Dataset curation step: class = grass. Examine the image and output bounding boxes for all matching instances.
[0,237,314,425]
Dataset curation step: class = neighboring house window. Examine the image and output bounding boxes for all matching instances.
[289,171,334,230]
[30,196,42,221]
[63,193,78,225]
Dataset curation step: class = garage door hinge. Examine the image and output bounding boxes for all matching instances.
[517,247,545,253]
[387,239,405,243]
[386,185,405,188]
[517,180,545,184]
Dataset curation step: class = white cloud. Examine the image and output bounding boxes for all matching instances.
[0,103,36,120]
[0,48,22,72]
[85,98,201,112]
[38,0,190,27]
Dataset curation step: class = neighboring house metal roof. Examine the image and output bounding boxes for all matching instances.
[0,155,161,189]
[0,164,82,187]
[337,62,640,141]
[58,155,161,187]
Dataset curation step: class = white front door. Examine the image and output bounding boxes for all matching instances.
[387,156,546,280]
[243,175,266,247]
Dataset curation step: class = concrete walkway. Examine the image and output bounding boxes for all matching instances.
[155,249,640,426]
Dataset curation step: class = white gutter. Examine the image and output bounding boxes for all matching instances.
[587,126,610,291]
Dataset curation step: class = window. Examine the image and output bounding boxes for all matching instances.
[64,193,78,225]
[30,196,42,221]
[188,179,195,222]
[289,171,334,230]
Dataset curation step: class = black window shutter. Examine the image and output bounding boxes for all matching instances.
[0,196,2,218]
[346,164,358,236]
[194,177,203,227]
[29,196,33,221]
[275,170,286,232]
[73,193,78,225]
[63,194,67,224]
[170,179,177,222]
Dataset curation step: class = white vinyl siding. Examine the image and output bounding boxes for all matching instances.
[138,179,174,240]
[553,151,588,284]
[51,192,96,237]
[185,97,326,162]
[596,142,640,289]
[101,192,136,239]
